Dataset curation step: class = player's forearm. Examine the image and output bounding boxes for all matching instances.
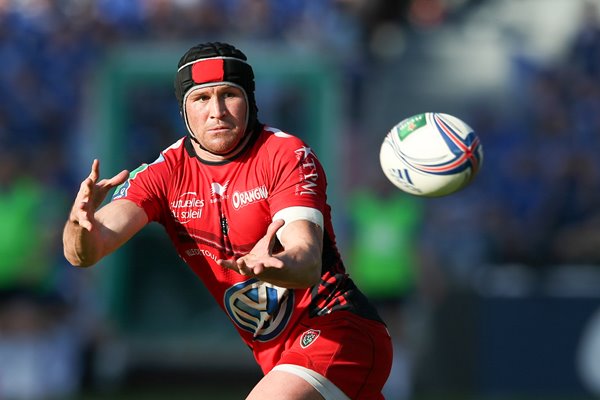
[258,220,323,288]
[260,247,322,289]
[62,220,105,267]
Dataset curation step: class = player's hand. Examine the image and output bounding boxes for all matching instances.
[218,219,285,277]
[69,159,129,231]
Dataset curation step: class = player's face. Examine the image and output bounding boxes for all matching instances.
[185,84,248,155]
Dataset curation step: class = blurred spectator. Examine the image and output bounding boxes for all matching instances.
[548,151,600,264]
[569,0,600,79]
[346,175,425,400]
[0,147,82,399]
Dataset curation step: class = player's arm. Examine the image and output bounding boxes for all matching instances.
[270,218,323,287]
[63,159,148,268]
[218,218,323,288]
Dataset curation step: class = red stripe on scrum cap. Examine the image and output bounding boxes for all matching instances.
[191,58,225,84]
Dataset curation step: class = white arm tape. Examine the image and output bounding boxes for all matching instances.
[272,364,351,400]
[272,206,324,241]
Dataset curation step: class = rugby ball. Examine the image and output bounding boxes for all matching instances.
[379,112,483,197]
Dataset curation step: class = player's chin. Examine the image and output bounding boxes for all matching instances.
[206,137,242,154]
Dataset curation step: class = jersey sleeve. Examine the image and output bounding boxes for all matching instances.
[111,154,170,224]
[266,133,327,228]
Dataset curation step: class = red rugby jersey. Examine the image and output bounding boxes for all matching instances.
[112,125,382,369]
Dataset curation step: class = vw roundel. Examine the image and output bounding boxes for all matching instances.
[223,278,294,342]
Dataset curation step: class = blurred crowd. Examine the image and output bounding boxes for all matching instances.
[443,0,600,278]
[2,0,600,398]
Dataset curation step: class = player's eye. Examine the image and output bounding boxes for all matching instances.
[189,91,211,102]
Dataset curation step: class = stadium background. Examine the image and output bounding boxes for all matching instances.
[1,0,600,399]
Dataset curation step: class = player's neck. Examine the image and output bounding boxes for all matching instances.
[192,131,254,162]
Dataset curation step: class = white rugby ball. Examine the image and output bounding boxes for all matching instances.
[379,112,483,197]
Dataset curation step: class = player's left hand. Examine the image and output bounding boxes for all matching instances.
[218,219,285,277]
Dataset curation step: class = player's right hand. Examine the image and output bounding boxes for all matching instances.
[69,159,129,231]
[217,219,285,276]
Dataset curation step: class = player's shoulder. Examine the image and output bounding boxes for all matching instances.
[152,137,187,166]
[259,125,307,152]
[160,137,187,160]
[135,137,187,178]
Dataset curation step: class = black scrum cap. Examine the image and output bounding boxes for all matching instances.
[174,42,258,136]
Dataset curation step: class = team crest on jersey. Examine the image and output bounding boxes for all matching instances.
[211,181,229,197]
[224,278,294,342]
[300,329,320,349]
[210,181,230,203]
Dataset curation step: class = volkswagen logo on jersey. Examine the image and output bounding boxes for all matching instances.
[224,278,294,342]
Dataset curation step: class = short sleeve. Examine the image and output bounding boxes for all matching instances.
[111,157,169,223]
[266,134,328,219]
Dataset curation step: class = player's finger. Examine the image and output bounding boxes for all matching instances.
[266,219,285,237]
[264,219,284,254]
[219,259,251,276]
[78,218,93,231]
[96,171,128,196]
[251,263,265,276]
[217,259,236,270]
[89,159,100,183]
[75,202,94,230]
[251,220,284,255]
[79,177,93,201]
[111,169,130,185]
[236,259,252,275]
